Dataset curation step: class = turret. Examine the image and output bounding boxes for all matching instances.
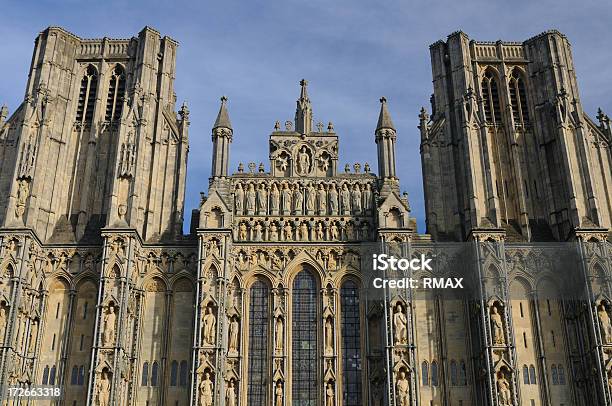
[295,79,312,134]
[375,97,397,179]
[211,96,233,178]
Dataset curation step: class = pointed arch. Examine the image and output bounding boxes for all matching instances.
[481,67,502,124]
[105,64,126,122]
[76,64,98,126]
[509,67,530,125]
[247,277,271,406]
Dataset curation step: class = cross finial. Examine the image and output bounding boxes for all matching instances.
[380,97,387,104]
[220,95,228,103]
[300,79,308,88]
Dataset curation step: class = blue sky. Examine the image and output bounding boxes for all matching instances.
[1,0,611,233]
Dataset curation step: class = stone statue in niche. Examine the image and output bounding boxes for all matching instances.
[306,183,316,214]
[28,318,38,353]
[346,222,355,240]
[318,184,327,215]
[293,185,303,215]
[228,316,239,354]
[275,381,283,406]
[254,223,263,241]
[239,223,247,241]
[325,383,335,406]
[396,370,410,406]
[363,183,372,211]
[330,223,339,241]
[199,372,214,406]
[491,304,505,345]
[257,183,268,215]
[0,303,7,342]
[281,183,292,215]
[284,223,293,241]
[275,317,284,353]
[297,146,311,175]
[496,371,511,406]
[340,183,351,214]
[352,184,362,214]
[361,222,370,240]
[96,369,111,406]
[270,223,279,241]
[325,316,334,354]
[299,222,309,241]
[246,183,256,215]
[329,183,338,214]
[226,379,236,406]
[102,304,117,346]
[328,252,337,270]
[202,306,216,346]
[270,183,280,214]
[208,240,220,257]
[393,303,407,344]
[15,179,29,217]
[316,223,324,241]
[599,302,612,344]
[234,183,244,214]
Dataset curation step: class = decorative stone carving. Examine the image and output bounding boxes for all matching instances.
[340,183,351,214]
[352,184,362,214]
[246,183,256,215]
[257,183,268,215]
[281,183,292,215]
[96,369,111,406]
[0,302,8,343]
[199,372,214,406]
[325,382,335,406]
[317,184,327,215]
[15,178,29,217]
[393,303,407,344]
[396,370,410,406]
[599,302,612,344]
[235,184,244,214]
[299,222,309,241]
[496,370,512,406]
[330,223,339,241]
[239,223,247,241]
[270,183,280,215]
[202,306,216,346]
[270,223,279,241]
[306,183,316,214]
[316,223,324,241]
[293,185,303,215]
[329,183,338,215]
[297,146,311,175]
[226,379,236,406]
[284,222,293,241]
[275,316,284,353]
[228,316,239,355]
[102,303,117,346]
[325,316,334,355]
[275,381,283,406]
[491,304,505,345]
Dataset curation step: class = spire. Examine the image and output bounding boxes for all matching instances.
[376,97,395,132]
[213,96,232,130]
[295,79,312,134]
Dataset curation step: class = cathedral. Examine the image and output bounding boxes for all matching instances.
[0,26,611,406]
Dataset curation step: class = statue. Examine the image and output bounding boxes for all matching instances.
[102,304,117,346]
[396,370,410,406]
[346,222,355,240]
[497,373,511,406]
[275,381,283,406]
[270,223,279,241]
[330,223,339,241]
[226,379,236,406]
[96,370,111,406]
[15,179,29,217]
[203,307,216,345]
[297,146,311,175]
[328,253,337,270]
[28,318,38,353]
[283,222,293,241]
[361,222,370,240]
[317,184,327,214]
[257,183,268,214]
[306,183,316,213]
[491,305,505,345]
[329,183,338,214]
[235,184,244,214]
[316,223,324,241]
[254,222,263,241]
[340,183,351,214]
[351,184,362,214]
[599,303,612,344]
[275,317,284,352]
[325,317,334,354]
[394,304,407,344]
[281,183,292,214]
[238,223,247,240]
[293,185,303,215]
[326,383,335,406]
[228,317,239,353]
[299,222,309,241]
[246,183,256,214]
[363,183,372,211]
[200,372,214,406]
[0,305,7,342]
[270,183,280,214]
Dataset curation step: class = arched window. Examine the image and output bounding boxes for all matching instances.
[459,360,467,385]
[170,360,178,386]
[509,68,530,125]
[523,365,529,384]
[42,365,49,384]
[450,360,458,386]
[248,280,270,405]
[151,361,159,386]
[431,361,439,386]
[341,280,362,405]
[551,364,558,385]
[481,69,502,124]
[179,360,188,387]
[292,270,318,405]
[78,365,85,385]
[558,365,566,385]
[421,361,429,386]
[141,362,149,386]
[49,365,57,385]
[529,365,537,384]
[76,65,98,126]
[105,65,126,122]
[71,366,78,385]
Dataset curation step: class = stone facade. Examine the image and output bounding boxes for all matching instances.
[0,26,610,406]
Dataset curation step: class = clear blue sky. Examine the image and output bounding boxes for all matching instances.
[1,0,611,233]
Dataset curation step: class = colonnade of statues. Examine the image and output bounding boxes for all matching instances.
[235,218,372,242]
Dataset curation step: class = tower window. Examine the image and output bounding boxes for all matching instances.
[105,65,126,122]
[481,69,502,124]
[551,364,558,385]
[529,365,537,384]
[179,360,188,387]
[431,361,439,386]
[151,361,159,386]
[341,280,362,405]
[76,65,98,126]
[523,365,529,384]
[450,360,458,386]
[248,279,270,405]
[558,365,566,385]
[421,361,429,386]
[170,360,178,387]
[509,68,530,125]
[141,362,149,386]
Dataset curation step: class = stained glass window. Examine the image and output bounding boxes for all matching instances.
[341,280,362,405]
[292,270,318,406]
[248,280,270,406]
